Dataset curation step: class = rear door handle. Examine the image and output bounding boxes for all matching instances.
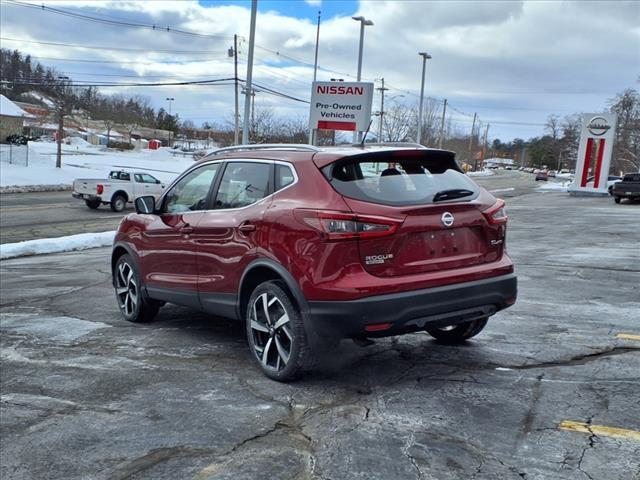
[238,222,256,233]
[180,225,194,235]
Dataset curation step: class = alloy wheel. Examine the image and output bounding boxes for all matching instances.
[249,292,293,371]
[115,261,138,316]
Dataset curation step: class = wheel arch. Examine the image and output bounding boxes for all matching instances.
[237,259,309,322]
[111,190,129,203]
[111,242,139,287]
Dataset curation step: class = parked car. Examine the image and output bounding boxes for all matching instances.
[585,175,622,194]
[111,144,517,381]
[611,173,640,204]
[72,170,166,211]
[535,171,548,181]
[547,171,556,178]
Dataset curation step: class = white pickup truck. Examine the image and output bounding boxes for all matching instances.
[72,170,166,212]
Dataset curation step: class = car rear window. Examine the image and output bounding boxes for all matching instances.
[623,173,640,182]
[323,154,479,206]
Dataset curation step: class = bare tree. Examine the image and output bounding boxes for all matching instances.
[609,88,640,173]
[51,82,74,168]
[382,102,414,142]
[103,118,116,146]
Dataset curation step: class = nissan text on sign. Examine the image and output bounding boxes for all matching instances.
[309,81,374,132]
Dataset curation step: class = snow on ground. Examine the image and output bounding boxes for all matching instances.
[1,141,195,189]
[467,169,495,177]
[538,180,572,192]
[0,231,115,260]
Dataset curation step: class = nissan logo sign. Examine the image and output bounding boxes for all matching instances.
[587,116,611,136]
[441,212,454,227]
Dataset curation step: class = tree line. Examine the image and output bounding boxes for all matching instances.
[0,48,179,132]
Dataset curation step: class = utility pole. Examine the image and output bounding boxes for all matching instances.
[438,98,447,149]
[309,10,321,145]
[232,35,240,145]
[482,123,490,169]
[376,78,389,141]
[468,112,477,151]
[521,145,527,168]
[416,52,431,145]
[242,0,258,145]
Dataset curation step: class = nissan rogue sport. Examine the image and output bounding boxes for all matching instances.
[112,144,517,381]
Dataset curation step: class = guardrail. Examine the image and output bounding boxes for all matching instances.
[0,144,29,166]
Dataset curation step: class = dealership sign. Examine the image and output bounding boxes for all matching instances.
[309,81,374,132]
[568,113,617,195]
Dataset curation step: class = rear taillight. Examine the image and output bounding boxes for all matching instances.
[294,210,400,240]
[483,199,508,225]
[97,184,104,195]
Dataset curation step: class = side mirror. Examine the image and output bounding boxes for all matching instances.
[135,196,156,214]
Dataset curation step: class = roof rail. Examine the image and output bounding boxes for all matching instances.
[353,142,427,149]
[210,143,323,155]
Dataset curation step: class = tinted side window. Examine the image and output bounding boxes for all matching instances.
[275,164,295,191]
[163,164,220,213]
[214,162,271,209]
[140,173,158,184]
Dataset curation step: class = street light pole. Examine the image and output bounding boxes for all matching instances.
[242,0,258,145]
[416,52,431,145]
[309,10,321,145]
[165,97,175,147]
[352,15,373,143]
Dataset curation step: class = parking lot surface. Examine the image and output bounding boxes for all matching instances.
[1,189,639,479]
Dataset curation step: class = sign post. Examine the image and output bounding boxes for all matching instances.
[568,113,617,196]
[309,82,374,143]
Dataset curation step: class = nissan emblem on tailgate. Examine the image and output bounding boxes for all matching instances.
[441,212,454,227]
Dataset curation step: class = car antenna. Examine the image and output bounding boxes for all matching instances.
[359,120,373,148]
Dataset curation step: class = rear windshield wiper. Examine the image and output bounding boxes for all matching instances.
[432,189,475,202]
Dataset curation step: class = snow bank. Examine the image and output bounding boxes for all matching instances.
[0,231,115,260]
[538,181,572,192]
[467,170,495,177]
[66,136,92,147]
[1,142,193,189]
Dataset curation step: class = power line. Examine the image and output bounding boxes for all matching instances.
[4,0,233,41]
[28,56,226,65]
[0,37,226,54]
[1,77,236,88]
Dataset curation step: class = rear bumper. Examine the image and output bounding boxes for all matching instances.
[72,192,100,201]
[613,190,640,198]
[307,273,517,338]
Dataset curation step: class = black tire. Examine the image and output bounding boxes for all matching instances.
[113,254,159,323]
[426,318,488,344]
[111,194,126,212]
[614,196,621,204]
[85,199,101,209]
[246,280,315,381]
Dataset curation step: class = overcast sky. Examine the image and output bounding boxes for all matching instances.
[1,0,638,142]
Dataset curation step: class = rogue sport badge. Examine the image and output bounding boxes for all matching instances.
[441,212,454,227]
[587,116,611,136]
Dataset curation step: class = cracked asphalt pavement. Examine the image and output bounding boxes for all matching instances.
[1,182,639,479]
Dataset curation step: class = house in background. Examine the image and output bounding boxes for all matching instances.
[0,95,31,142]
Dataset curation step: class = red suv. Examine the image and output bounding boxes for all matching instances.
[112,144,517,381]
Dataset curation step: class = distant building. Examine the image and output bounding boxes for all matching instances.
[0,95,31,142]
[483,157,515,168]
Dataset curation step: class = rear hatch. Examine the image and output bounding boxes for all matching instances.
[319,149,505,277]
